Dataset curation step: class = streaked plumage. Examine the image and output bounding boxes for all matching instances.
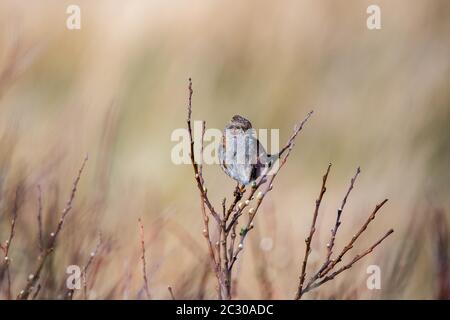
[218,115,286,186]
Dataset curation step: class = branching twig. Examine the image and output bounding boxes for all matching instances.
[186,78,313,299]
[1,187,21,300]
[295,163,331,299]
[83,233,102,300]
[317,167,360,276]
[295,166,393,299]
[186,79,220,225]
[186,78,224,299]
[319,198,389,278]
[17,155,88,300]
[138,218,151,300]
[301,229,394,295]
[36,185,44,254]
[65,233,102,300]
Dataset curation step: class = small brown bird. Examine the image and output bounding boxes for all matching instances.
[218,115,289,186]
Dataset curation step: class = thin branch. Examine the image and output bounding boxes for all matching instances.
[319,198,389,278]
[295,163,331,300]
[2,187,20,300]
[301,229,394,295]
[318,167,360,275]
[221,211,230,299]
[199,121,205,180]
[298,188,392,299]
[31,284,41,300]
[284,111,315,151]
[168,286,176,300]
[65,233,102,300]
[228,221,238,266]
[186,78,220,224]
[138,218,151,300]
[186,78,224,299]
[83,233,102,300]
[17,155,88,300]
[36,185,44,253]
[225,185,243,222]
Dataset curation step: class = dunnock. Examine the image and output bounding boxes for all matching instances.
[218,115,289,186]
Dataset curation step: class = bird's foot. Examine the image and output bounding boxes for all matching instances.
[234,184,246,197]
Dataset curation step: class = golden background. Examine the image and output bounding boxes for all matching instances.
[0,0,449,299]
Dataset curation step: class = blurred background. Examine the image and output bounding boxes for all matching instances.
[0,0,449,299]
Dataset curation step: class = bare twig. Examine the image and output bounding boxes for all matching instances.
[83,233,102,300]
[319,198,389,278]
[186,79,220,224]
[186,78,223,299]
[31,284,41,300]
[295,163,331,299]
[17,155,88,300]
[138,218,151,300]
[295,167,393,299]
[65,233,102,300]
[2,187,21,300]
[301,229,394,295]
[168,286,176,300]
[225,185,244,222]
[317,167,360,276]
[37,185,44,253]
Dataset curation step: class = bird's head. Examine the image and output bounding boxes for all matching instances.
[227,115,252,131]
